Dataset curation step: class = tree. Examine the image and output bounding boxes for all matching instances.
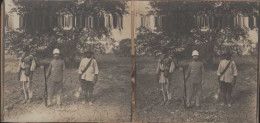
[136,1,259,61]
[6,0,128,63]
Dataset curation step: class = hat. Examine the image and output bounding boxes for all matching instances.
[162,49,168,54]
[22,45,29,52]
[53,48,60,54]
[224,51,232,57]
[85,50,93,54]
[192,50,199,56]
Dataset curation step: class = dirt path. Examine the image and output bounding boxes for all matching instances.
[136,57,257,122]
[3,54,132,122]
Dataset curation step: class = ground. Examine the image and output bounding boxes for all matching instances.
[3,54,131,122]
[135,56,257,122]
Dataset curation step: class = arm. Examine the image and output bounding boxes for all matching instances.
[94,60,99,83]
[46,62,52,79]
[78,60,83,80]
[169,60,175,73]
[156,59,161,81]
[156,59,160,75]
[217,61,222,81]
[30,57,37,71]
[17,61,22,80]
[185,65,191,81]
[63,60,66,82]
[169,60,175,81]
[232,61,238,86]
[201,63,205,84]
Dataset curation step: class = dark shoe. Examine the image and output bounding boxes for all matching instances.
[57,104,62,108]
[165,100,171,105]
[89,101,93,106]
[47,101,52,107]
[195,106,201,110]
[159,101,166,106]
[82,100,86,105]
[21,99,27,104]
[26,99,31,103]
[185,105,192,109]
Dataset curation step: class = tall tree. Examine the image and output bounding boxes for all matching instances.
[136,1,258,61]
[6,0,128,62]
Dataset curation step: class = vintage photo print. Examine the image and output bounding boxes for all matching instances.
[3,0,131,122]
[135,1,259,122]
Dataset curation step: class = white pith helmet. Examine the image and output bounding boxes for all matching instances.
[53,48,60,54]
[192,50,199,56]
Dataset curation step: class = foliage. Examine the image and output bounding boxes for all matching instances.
[136,1,259,61]
[6,0,127,61]
[113,38,131,57]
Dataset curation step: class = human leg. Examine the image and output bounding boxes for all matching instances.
[160,83,167,105]
[55,82,63,107]
[86,81,94,105]
[186,83,194,108]
[22,81,28,103]
[195,83,202,107]
[80,80,88,104]
[226,83,232,106]
[28,74,33,100]
[27,77,33,103]
[165,79,171,105]
[47,82,55,106]
[220,81,227,105]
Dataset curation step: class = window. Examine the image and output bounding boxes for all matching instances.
[57,14,73,30]
[104,14,113,28]
[19,15,23,28]
[154,16,163,28]
[58,14,64,28]
[113,14,123,29]
[64,14,73,30]
[85,15,93,28]
[118,15,123,29]
[140,15,150,28]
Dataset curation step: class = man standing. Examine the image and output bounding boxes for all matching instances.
[17,45,37,103]
[78,50,99,105]
[185,50,204,109]
[217,52,238,107]
[46,48,65,107]
[156,50,175,105]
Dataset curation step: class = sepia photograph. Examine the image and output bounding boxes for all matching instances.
[135,1,259,122]
[1,0,260,122]
[3,0,131,122]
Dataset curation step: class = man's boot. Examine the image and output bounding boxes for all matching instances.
[57,95,62,108]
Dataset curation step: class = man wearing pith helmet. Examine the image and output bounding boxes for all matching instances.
[46,48,66,108]
[184,50,205,109]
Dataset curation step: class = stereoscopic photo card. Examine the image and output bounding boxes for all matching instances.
[2,0,132,122]
[1,0,260,123]
[134,1,259,122]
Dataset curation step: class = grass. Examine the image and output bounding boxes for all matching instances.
[3,53,132,122]
[135,56,257,122]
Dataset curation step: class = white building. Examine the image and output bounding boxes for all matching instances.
[5,0,132,53]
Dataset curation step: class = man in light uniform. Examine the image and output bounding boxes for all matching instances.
[78,50,99,105]
[217,52,237,107]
